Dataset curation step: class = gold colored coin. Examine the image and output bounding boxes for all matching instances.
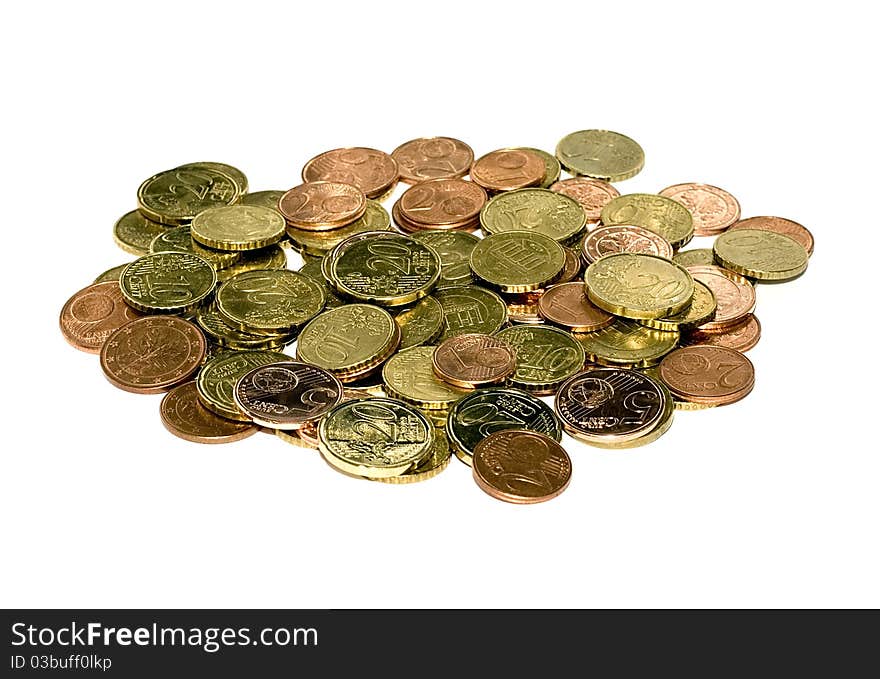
[374,429,451,484]
[411,230,480,289]
[94,263,131,283]
[434,286,508,340]
[196,349,291,421]
[673,248,715,268]
[382,346,469,410]
[191,205,286,251]
[512,147,561,188]
[713,229,808,281]
[555,130,644,182]
[149,226,240,270]
[395,296,445,349]
[119,252,216,313]
[641,279,716,331]
[177,162,248,195]
[600,193,695,249]
[215,245,288,283]
[470,231,565,293]
[285,199,391,256]
[113,210,168,256]
[196,304,292,350]
[575,319,680,367]
[495,325,585,394]
[318,397,434,479]
[216,269,326,334]
[480,188,587,243]
[585,252,694,319]
[137,165,240,225]
[239,190,285,211]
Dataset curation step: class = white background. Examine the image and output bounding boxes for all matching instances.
[2,1,877,608]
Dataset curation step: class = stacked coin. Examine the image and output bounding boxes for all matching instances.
[61,131,814,503]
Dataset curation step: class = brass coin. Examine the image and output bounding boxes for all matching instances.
[196,304,292,350]
[375,429,452,484]
[686,265,756,331]
[446,388,562,466]
[713,228,808,281]
[537,282,614,333]
[600,194,694,249]
[555,367,673,447]
[398,179,487,227]
[177,162,248,195]
[392,136,474,184]
[149,226,240,270]
[215,245,288,283]
[239,190,285,211]
[278,181,366,230]
[395,296,444,349]
[191,205,286,251]
[113,210,167,256]
[512,147,561,188]
[119,252,216,313]
[216,269,325,334]
[470,231,565,293]
[329,231,441,306]
[728,216,814,256]
[470,149,545,192]
[432,333,517,389]
[302,147,398,200]
[581,224,673,265]
[684,314,761,353]
[94,263,131,283]
[585,253,694,320]
[495,324,585,394]
[160,381,257,444]
[196,349,291,421]
[411,230,480,289]
[575,319,679,367]
[555,130,644,182]
[658,183,741,236]
[318,397,434,479]
[285,199,390,255]
[296,258,346,309]
[60,281,143,353]
[137,165,240,226]
[549,178,620,224]
[434,286,508,340]
[641,279,717,332]
[505,296,544,326]
[480,188,586,243]
[296,304,399,377]
[382,346,469,410]
[472,430,572,504]
[673,248,715,268]
[233,360,343,430]
[659,345,755,406]
[100,315,206,394]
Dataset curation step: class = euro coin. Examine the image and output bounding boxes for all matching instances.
[278,181,366,230]
[216,269,325,334]
[137,164,239,225]
[470,231,565,293]
[480,188,586,243]
[411,230,480,289]
[658,183,741,236]
[302,147,398,199]
[549,178,620,225]
[728,216,814,256]
[470,148,545,192]
[495,324,585,394]
[686,265,756,332]
[659,346,755,406]
[59,281,143,353]
[119,251,216,314]
[713,229,808,281]
[575,319,679,367]
[555,130,644,182]
[382,346,469,410]
[600,193,694,249]
[581,224,674,265]
[432,333,517,389]
[434,286,508,340]
[113,210,167,255]
[196,349,291,421]
[160,382,258,444]
[149,226,240,270]
[395,296,444,349]
[191,205,286,251]
[392,136,474,184]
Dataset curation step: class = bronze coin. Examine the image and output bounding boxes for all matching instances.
[684,314,761,352]
[472,430,572,504]
[160,381,258,444]
[556,247,583,284]
[399,179,487,227]
[391,199,479,233]
[659,345,755,406]
[392,137,474,184]
[301,147,398,199]
[278,182,366,230]
[581,224,674,264]
[100,315,206,394]
[233,361,343,430]
[60,281,143,353]
[470,149,545,192]
[549,177,620,224]
[686,265,756,332]
[432,333,517,389]
[658,183,741,236]
[537,282,614,332]
[727,216,814,256]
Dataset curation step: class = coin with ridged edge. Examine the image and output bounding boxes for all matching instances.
[191,205,286,251]
[120,252,216,314]
[395,296,444,349]
[374,429,452,484]
[495,325,585,394]
[137,165,240,226]
[434,286,508,340]
[196,350,291,421]
[555,130,644,182]
[641,279,716,332]
[470,231,565,294]
[713,229,808,281]
[600,194,694,249]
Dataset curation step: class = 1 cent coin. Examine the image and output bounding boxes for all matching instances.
[60,281,143,353]
[160,381,258,444]
[432,333,517,389]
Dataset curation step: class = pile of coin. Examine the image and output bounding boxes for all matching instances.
[60,131,813,504]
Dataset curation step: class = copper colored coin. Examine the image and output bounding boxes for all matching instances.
[727,216,814,256]
[392,137,474,184]
[160,381,258,444]
[399,179,487,227]
[432,333,516,388]
[470,149,545,192]
[100,315,206,394]
[391,200,479,233]
[59,281,143,353]
[581,224,673,264]
[472,430,572,504]
[686,265,756,332]
[556,247,583,284]
[549,177,620,224]
[684,314,761,352]
[659,345,754,405]
[301,147,398,199]
[278,181,366,230]
[658,183,741,236]
[537,282,614,332]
